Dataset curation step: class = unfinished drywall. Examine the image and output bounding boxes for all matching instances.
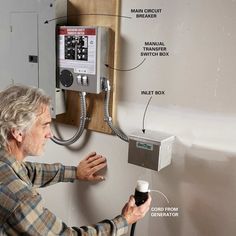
[34,0,236,236]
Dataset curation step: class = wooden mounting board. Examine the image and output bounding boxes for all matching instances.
[56,0,120,134]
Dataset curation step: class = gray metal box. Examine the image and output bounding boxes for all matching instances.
[0,0,67,117]
[128,130,175,171]
[58,26,110,94]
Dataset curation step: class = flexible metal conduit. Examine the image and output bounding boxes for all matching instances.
[51,91,87,145]
[103,78,129,142]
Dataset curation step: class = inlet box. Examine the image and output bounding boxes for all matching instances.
[128,130,175,171]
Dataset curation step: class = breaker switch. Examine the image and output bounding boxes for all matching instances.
[82,75,88,86]
[76,75,82,85]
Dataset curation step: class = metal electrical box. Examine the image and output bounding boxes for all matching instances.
[128,130,175,171]
[58,26,110,94]
[0,0,67,117]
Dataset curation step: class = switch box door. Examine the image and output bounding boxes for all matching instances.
[0,0,67,117]
[10,12,39,87]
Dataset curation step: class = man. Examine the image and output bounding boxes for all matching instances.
[0,85,151,235]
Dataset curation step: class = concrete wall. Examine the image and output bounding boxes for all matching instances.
[35,0,236,235]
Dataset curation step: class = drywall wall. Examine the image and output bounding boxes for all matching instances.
[32,0,236,236]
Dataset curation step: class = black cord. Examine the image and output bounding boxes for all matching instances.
[130,222,137,236]
[130,187,148,236]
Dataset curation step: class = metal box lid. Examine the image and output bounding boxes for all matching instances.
[129,130,175,144]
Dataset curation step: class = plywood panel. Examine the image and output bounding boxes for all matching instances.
[56,0,120,134]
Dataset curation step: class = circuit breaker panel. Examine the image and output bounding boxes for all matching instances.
[58,26,110,94]
[0,0,67,118]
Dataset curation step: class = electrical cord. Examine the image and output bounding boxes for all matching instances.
[130,222,137,236]
[130,180,149,236]
[51,91,87,145]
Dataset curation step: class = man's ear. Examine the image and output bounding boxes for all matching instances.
[11,128,23,143]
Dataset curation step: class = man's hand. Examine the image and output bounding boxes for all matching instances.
[76,152,107,181]
[122,194,152,225]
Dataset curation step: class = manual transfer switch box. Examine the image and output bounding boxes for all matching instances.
[128,130,175,171]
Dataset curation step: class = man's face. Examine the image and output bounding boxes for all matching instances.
[22,105,52,157]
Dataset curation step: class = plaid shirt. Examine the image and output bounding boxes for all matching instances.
[0,149,128,236]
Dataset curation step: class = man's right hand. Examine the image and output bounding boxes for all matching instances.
[122,194,152,225]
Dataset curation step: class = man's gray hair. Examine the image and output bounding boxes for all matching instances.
[0,85,51,149]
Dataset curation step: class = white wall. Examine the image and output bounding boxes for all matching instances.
[36,0,236,235]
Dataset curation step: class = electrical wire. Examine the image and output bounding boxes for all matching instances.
[102,78,129,142]
[51,91,87,145]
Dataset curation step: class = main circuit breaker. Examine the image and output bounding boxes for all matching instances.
[0,0,67,118]
[58,26,110,94]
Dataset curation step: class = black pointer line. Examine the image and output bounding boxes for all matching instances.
[105,58,146,72]
[44,13,132,24]
[142,96,153,133]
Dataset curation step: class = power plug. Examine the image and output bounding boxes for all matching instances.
[134,180,149,206]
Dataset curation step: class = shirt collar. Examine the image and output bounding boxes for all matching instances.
[0,148,17,166]
[0,148,31,185]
